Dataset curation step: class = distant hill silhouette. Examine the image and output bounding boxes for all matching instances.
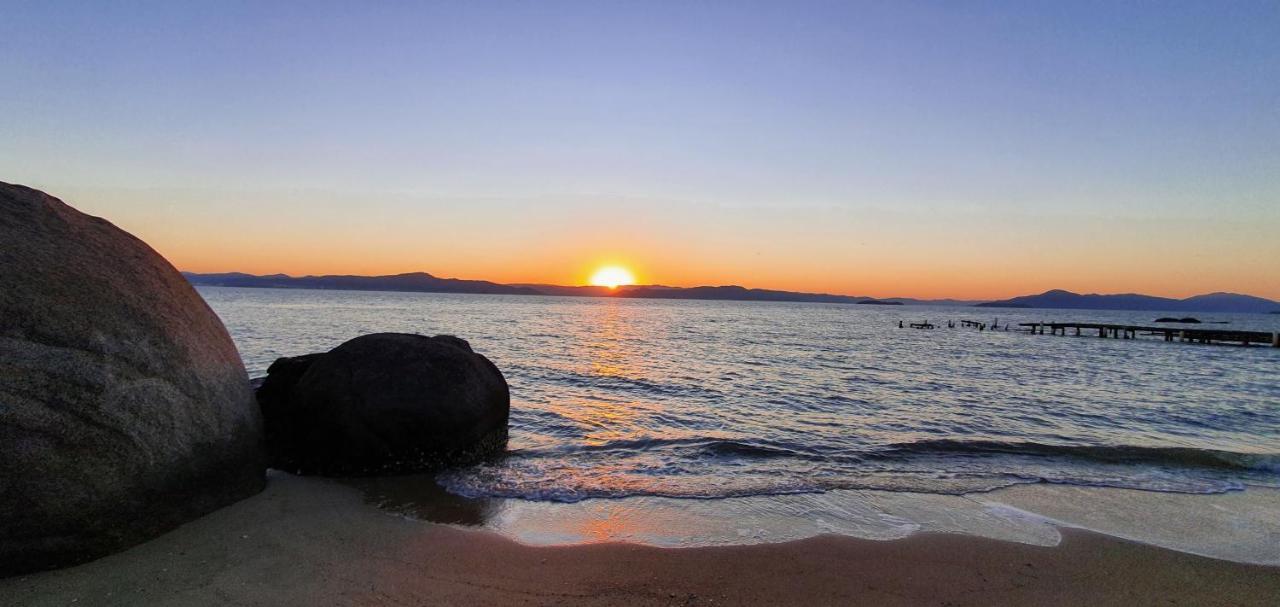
[880,297,981,306]
[976,289,1279,313]
[182,272,539,296]
[613,285,869,304]
[186,273,878,304]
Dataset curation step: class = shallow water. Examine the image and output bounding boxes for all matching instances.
[202,286,1279,503]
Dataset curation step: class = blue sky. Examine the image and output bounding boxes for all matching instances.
[2,1,1277,297]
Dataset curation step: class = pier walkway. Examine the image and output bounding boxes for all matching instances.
[1018,322,1280,347]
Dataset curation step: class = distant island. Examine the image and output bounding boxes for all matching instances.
[183,273,1279,313]
[182,272,975,306]
[977,289,1279,314]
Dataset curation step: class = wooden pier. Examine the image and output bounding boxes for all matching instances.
[1018,322,1280,347]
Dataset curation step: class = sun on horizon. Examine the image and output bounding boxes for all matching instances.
[588,266,636,289]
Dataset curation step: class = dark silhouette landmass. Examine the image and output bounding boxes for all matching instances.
[513,284,978,305]
[977,289,1279,314]
[613,285,867,304]
[879,297,979,306]
[183,273,1279,312]
[182,272,540,296]
[186,273,886,304]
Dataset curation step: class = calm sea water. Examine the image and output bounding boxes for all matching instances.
[199,287,1280,503]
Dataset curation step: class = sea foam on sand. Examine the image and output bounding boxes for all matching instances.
[366,479,1280,566]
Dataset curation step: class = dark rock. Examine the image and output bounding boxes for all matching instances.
[1154,317,1202,324]
[0,182,265,577]
[255,354,322,410]
[256,333,509,476]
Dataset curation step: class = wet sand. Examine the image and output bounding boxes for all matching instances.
[2,472,1277,606]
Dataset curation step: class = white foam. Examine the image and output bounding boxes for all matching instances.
[427,485,1280,565]
[981,484,1280,565]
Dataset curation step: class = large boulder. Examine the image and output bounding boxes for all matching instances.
[0,182,264,576]
[257,333,509,475]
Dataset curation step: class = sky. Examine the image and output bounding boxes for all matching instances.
[2,1,1277,299]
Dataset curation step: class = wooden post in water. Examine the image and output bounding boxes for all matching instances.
[1273,332,1279,347]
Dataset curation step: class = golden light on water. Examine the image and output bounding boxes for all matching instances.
[588,265,636,289]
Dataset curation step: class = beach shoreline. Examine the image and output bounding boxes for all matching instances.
[4,472,1277,607]
[362,474,1280,566]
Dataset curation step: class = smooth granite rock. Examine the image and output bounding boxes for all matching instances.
[257,333,509,475]
[0,182,265,576]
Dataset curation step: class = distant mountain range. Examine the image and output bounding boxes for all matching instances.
[183,273,1279,313]
[182,272,972,305]
[523,283,873,304]
[181,272,540,296]
[976,289,1280,314]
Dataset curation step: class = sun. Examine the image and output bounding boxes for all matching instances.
[588,265,636,289]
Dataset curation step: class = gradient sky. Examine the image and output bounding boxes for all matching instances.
[2,1,1277,299]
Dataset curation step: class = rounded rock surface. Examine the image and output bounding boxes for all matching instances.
[257,333,509,476]
[0,182,265,576]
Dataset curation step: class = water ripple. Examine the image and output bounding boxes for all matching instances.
[201,287,1280,501]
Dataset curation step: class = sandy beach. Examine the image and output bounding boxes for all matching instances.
[2,472,1276,607]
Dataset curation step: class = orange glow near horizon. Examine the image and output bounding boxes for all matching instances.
[70,187,1280,302]
[587,266,636,289]
[170,250,1280,302]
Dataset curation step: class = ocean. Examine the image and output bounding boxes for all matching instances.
[198,286,1280,562]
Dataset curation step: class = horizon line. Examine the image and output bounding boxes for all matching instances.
[179,269,1278,305]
